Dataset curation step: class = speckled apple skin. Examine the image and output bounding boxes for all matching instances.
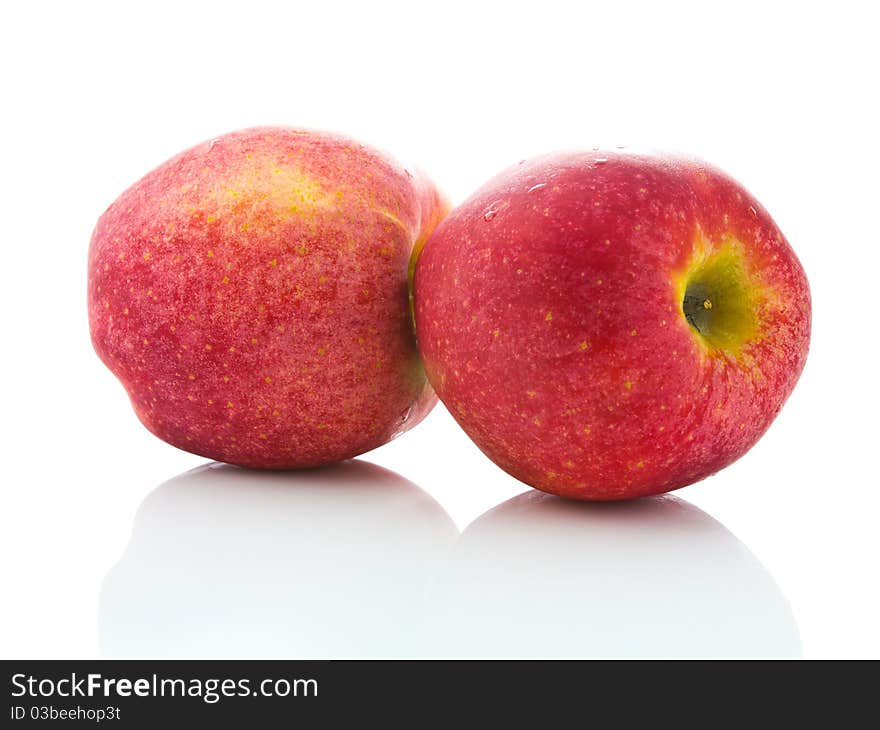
[414,152,811,500]
[89,128,447,468]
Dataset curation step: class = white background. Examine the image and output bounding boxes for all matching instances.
[1,0,877,658]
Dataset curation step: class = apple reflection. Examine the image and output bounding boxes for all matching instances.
[100,460,457,658]
[423,491,801,658]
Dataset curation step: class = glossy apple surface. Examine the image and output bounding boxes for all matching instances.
[414,151,810,499]
[89,128,447,467]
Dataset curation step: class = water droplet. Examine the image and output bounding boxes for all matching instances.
[483,201,502,221]
[518,159,527,165]
[527,183,547,193]
[595,158,608,165]
[208,138,219,151]
[592,146,600,151]
[748,205,758,216]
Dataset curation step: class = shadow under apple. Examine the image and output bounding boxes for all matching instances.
[423,490,801,658]
[100,460,457,658]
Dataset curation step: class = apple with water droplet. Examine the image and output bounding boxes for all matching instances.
[414,151,811,500]
[89,128,448,467]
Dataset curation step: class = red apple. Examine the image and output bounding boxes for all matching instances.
[89,128,448,468]
[414,151,811,500]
